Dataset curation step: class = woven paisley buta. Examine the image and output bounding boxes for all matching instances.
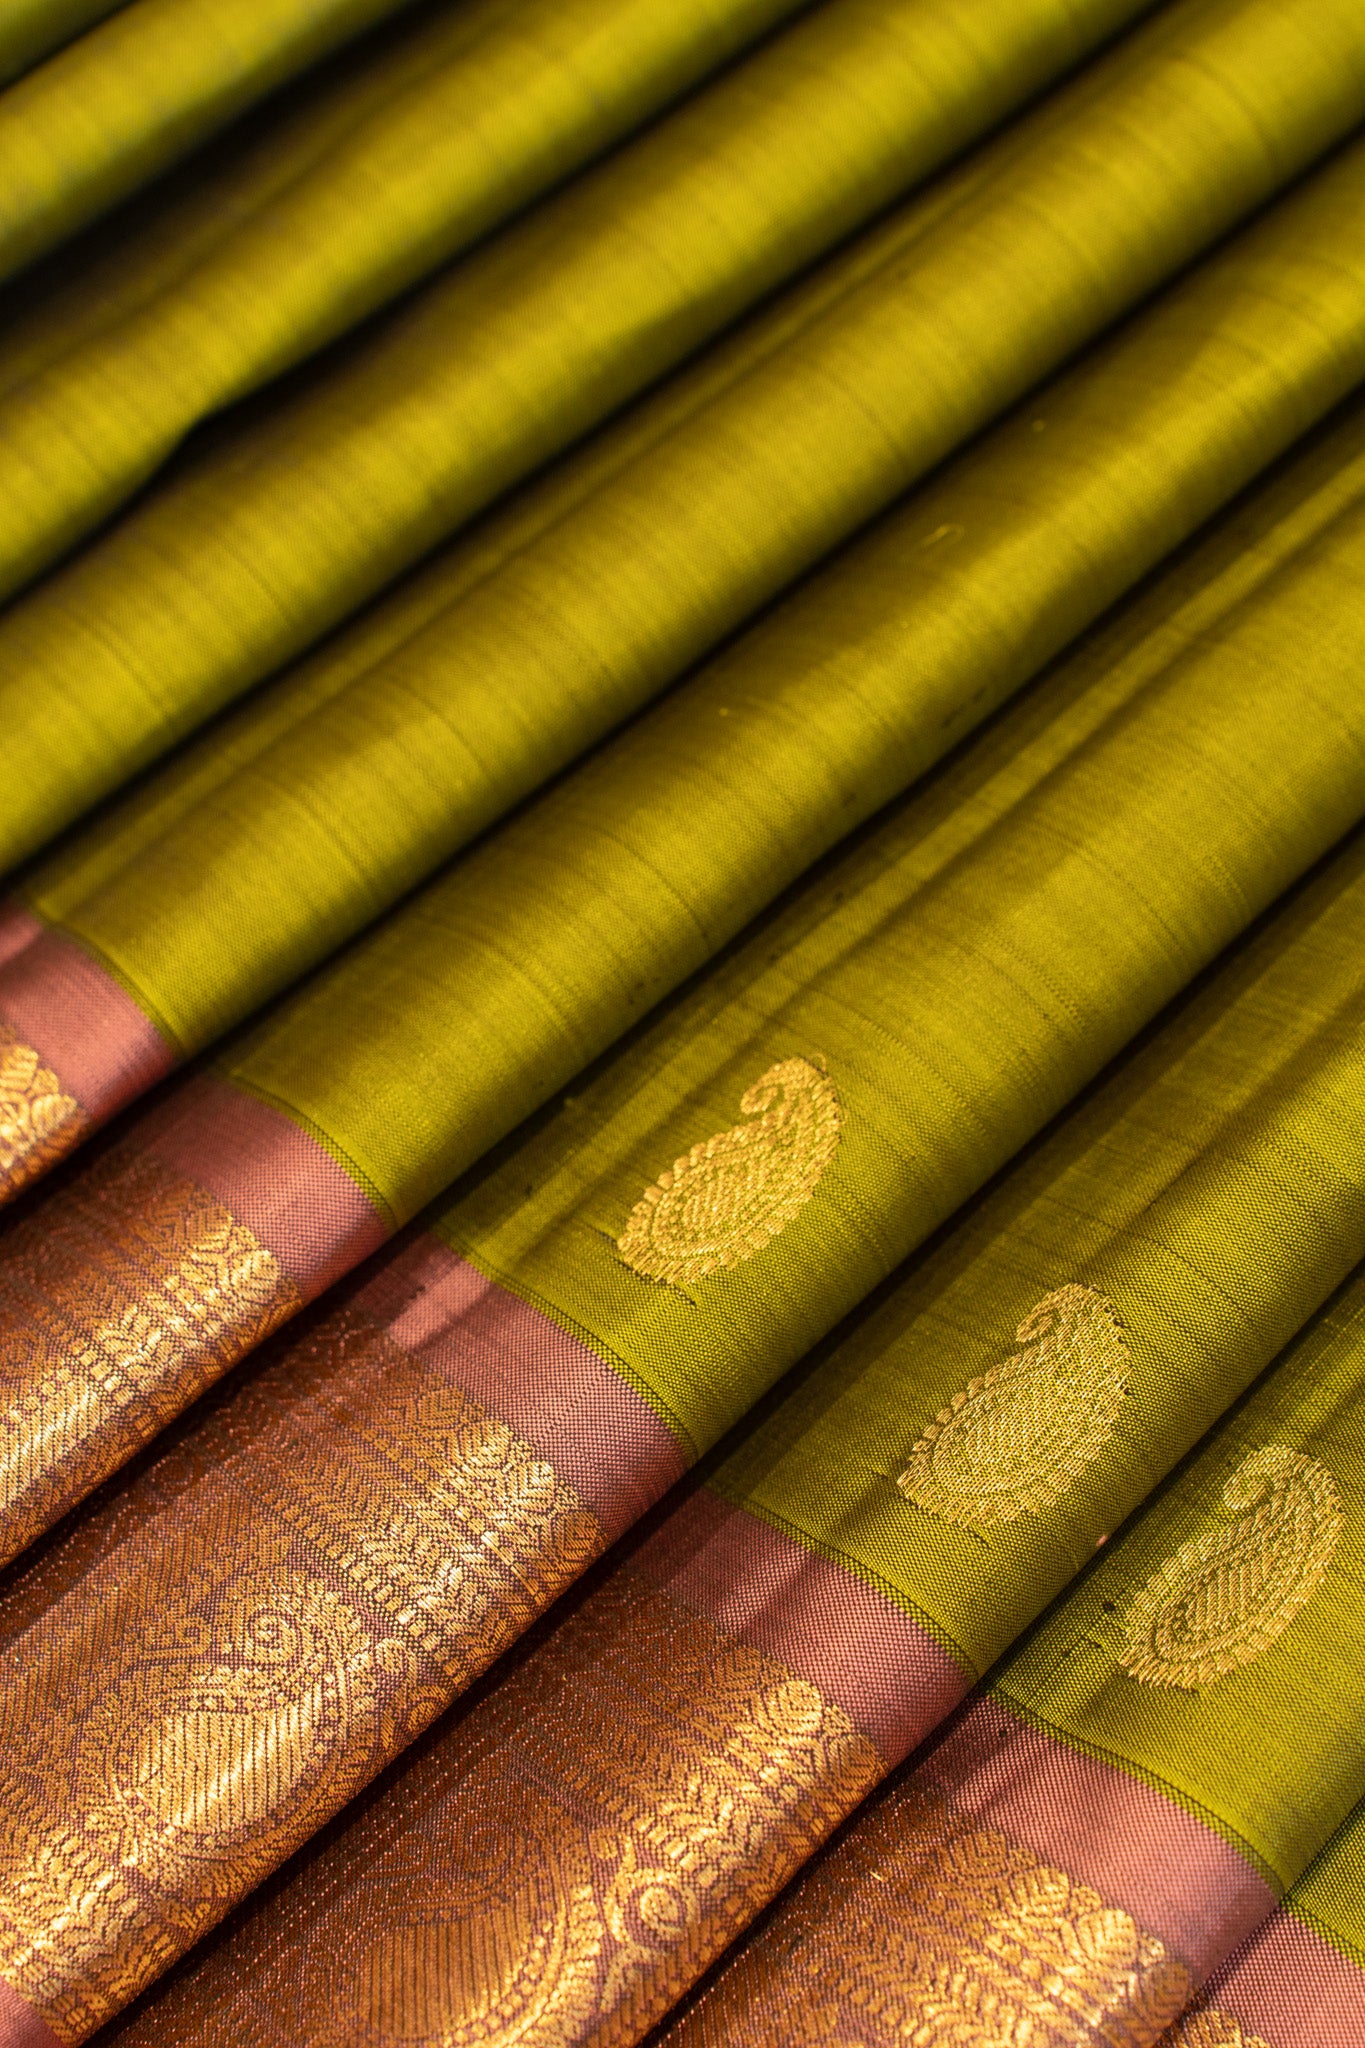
[0,1147,299,1565]
[0,1307,603,2039]
[0,1019,85,1200]
[617,1057,842,1287]
[667,1779,1192,2046]
[1169,2014,1272,2048]
[1121,1445,1343,1691]
[146,1569,879,2047]
[897,1282,1130,1526]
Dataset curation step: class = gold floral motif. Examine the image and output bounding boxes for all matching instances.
[242,1348,603,1681]
[0,1308,607,2040]
[0,1022,85,1201]
[663,1781,1192,2046]
[617,1057,842,1287]
[1121,1445,1342,1690]
[78,1576,403,1892]
[897,1283,1130,1526]
[1168,2013,1272,2048]
[0,1149,299,1565]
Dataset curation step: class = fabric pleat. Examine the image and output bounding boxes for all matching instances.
[1176,1800,1365,2047]
[652,1255,1365,2046]
[0,0,814,525]
[6,14,1365,1210]
[2,371,1365,2033]
[0,0,1358,877]
[67,865,1365,2039]
[0,0,422,276]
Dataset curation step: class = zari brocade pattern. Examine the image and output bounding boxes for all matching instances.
[0,1022,84,1203]
[0,1150,297,1564]
[0,1307,602,2038]
[669,1781,1194,2047]
[124,1571,879,2047]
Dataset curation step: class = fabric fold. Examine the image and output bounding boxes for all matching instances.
[657,1270,1365,2045]
[10,115,1365,1199]
[0,0,127,91]
[0,0,814,524]
[4,398,1365,2030]
[0,0,418,280]
[1170,1800,1365,2047]
[45,799,1365,2047]
[0,267,1361,1571]
[0,0,1359,871]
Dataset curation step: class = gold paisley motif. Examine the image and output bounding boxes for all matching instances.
[1169,2013,1272,2048]
[79,1576,400,1893]
[897,1282,1130,1526]
[1121,1445,1343,1690]
[0,1021,85,1200]
[617,1057,841,1287]
[344,1808,602,2046]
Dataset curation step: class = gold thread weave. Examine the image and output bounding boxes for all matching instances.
[0,1308,602,2038]
[617,1057,841,1288]
[0,1021,85,1202]
[0,1149,299,1565]
[1169,2012,1273,2048]
[1121,1445,1343,1691]
[897,1282,1130,1526]
[667,1779,1192,2046]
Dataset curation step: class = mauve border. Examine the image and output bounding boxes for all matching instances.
[353,1233,688,1543]
[633,1485,969,1762]
[1195,1903,1365,2048]
[921,1693,1277,1979]
[0,1977,59,2048]
[0,922,173,1120]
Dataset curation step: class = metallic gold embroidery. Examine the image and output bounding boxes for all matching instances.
[897,1282,1130,1525]
[1169,2013,1272,2048]
[0,1149,300,1564]
[0,1021,85,1201]
[0,1307,606,2040]
[617,1056,842,1287]
[1121,1444,1342,1690]
[345,1809,603,2046]
[664,1780,1192,2046]
[140,1570,879,2046]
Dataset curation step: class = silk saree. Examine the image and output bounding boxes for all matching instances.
[0,0,1362,2042]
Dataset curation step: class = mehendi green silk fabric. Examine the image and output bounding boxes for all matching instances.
[0,0,813,548]
[0,0,418,277]
[0,0,1358,875]
[14,132,1365,1079]
[0,0,127,89]
[197,388,1365,1454]
[992,1274,1365,1889]
[713,826,1365,1683]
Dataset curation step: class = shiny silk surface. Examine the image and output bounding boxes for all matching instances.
[0,0,1359,876]
[4,337,1365,1581]
[42,815,1365,2045]
[0,0,1168,861]
[0,0,813,560]
[7,403,1365,2034]
[0,0,417,279]
[8,122,1365,1186]
[660,1277,1365,2045]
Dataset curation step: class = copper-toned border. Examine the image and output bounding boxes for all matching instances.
[922,1695,1276,1978]
[145,1073,388,1298]
[0,1977,59,2048]
[354,1233,689,1542]
[1189,1906,1365,2047]
[0,924,173,1121]
[634,1486,968,1762]
[0,908,39,974]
